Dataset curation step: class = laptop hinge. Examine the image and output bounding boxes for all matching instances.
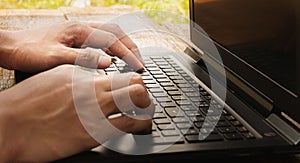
[184,46,202,63]
[266,113,300,145]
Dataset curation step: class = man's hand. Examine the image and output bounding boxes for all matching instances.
[0,65,153,162]
[0,21,144,73]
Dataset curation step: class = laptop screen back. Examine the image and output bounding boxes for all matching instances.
[190,0,299,124]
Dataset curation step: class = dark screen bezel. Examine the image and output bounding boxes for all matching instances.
[189,0,299,121]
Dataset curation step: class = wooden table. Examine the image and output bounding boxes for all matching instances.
[0,6,299,163]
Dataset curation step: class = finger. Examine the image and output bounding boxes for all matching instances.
[112,83,151,109]
[86,28,144,71]
[66,47,112,69]
[95,72,144,92]
[99,83,152,117]
[109,114,152,134]
[108,72,145,91]
[61,22,143,70]
[88,23,144,65]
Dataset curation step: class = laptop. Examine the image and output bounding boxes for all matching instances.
[15,0,300,162]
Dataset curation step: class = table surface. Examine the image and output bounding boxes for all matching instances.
[0,6,299,163]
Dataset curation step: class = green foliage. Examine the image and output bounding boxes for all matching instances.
[1,0,189,24]
[1,0,72,9]
[91,0,189,24]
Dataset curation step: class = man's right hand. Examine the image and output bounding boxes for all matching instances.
[0,64,154,162]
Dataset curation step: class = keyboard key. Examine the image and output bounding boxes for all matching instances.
[225,115,236,121]
[142,75,153,80]
[154,105,164,113]
[177,84,191,88]
[185,134,223,143]
[194,122,214,128]
[161,130,181,137]
[176,100,192,106]
[154,62,169,66]
[159,66,172,69]
[154,118,171,124]
[156,78,170,82]
[186,92,201,97]
[157,124,176,130]
[231,120,243,126]
[237,126,249,132]
[160,82,174,87]
[153,113,167,119]
[173,80,186,84]
[216,121,231,127]
[190,116,205,122]
[146,84,160,88]
[242,132,256,139]
[160,102,177,108]
[151,131,160,137]
[182,128,199,135]
[167,91,182,96]
[149,88,164,93]
[153,75,167,79]
[224,133,243,140]
[164,87,179,91]
[181,105,197,111]
[218,126,236,133]
[152,137,184,145]
[173,117,190,123]
[176,123,193,130]
[167,73,180,77]
[150,70,164,75]
[199,128,218,134]
[172,95,187,101]
[185,110,201,117]
[157,97,172,102]
[161,68,174,72]
[143,80,156,84]
[198,134,223,142]
[181,88,196,93]
[152,92,168,97]
[165,107,184,118]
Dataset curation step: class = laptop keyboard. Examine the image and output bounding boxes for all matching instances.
[103,56,256,144]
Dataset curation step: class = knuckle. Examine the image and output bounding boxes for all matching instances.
[65,21,89,37]
[108,24,122,32]
[131,84,147,97]
[104,32,118,47]
[130,73,143,85]
[66,21,84,29]
[95,76,110,90]
[120,116,135,131]
[130,84,150,108]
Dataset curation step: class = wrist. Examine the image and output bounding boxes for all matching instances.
[0,30,17,69]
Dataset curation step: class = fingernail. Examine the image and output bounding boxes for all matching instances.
[111,57,118,63]
[136,67,145,74]
[98,55,112,68]
[122,56,144,72]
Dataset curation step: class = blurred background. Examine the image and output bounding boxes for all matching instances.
[1,0,189,24]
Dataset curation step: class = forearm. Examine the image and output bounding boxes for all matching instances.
[0,91,15,162]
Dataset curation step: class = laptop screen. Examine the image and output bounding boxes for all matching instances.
[190,0,299,123]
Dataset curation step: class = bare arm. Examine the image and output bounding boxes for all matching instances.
[0,65,153,162]
[0,21,144,73]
